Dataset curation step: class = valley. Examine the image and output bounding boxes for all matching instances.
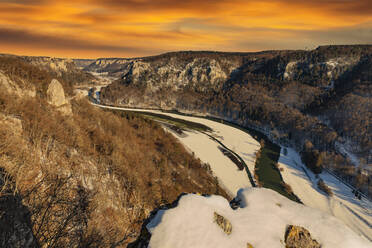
[92,102,372,241]
[0,46,371,247]
[84,46,372,242]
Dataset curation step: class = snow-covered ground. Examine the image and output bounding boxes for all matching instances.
[94,104,371,243]
[93,104,260,197]
[147,188,371,248]
[171,129,252,196]
[335,140,361,166]
[278,147,372,241]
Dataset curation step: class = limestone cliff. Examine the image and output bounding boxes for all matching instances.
[46,79,72,115]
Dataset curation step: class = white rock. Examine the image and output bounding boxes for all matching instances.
[46,79,72,115]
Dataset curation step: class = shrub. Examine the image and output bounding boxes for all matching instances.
[281,182,293,194]
[301,142,323,174]
[317,179,333,196]
[0,88,229,246]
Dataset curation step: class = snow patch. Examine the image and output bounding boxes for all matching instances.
[278,147,372,241]
[147,188,370,248]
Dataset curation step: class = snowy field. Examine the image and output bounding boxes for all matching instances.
[95,104,260,197]
[278,147,372,241]
[147,188,371,248]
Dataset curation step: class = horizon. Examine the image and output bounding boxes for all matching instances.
[2,44,372,60]
[0,0,371,58]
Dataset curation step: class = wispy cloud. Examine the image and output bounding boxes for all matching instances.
[0,0,370,57]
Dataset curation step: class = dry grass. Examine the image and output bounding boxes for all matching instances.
[0,74,228,247]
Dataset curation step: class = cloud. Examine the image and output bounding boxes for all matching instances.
[269,0,372,16]
[233,22,372,51]
[0,27,158,54]
[0,0,46,5]
[0,0,370,57]
[90,0,229,12]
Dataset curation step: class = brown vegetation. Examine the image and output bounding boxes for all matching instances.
[0,63,228,247]
[301,141,324,174]
[317,179,333,196]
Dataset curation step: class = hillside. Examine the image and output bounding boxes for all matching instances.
[0,55,227,247]
[97,45,372,197]
[0,47,371,247]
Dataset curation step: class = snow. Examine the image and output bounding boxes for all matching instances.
[335,140,361,166]
[278,147,372,241]
[147,188,371,248]
[157,113,260,190]
[171,130,252,196]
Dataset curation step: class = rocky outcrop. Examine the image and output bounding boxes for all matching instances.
[99,46,372,110]
[99,53,244,109]
[121,57,240,93]
[81,58,134,78]
[283,57,360,87]
[213,212,232,235]
[284,225,321,248]
[46,79,72,115]
[47,79,68,106]
[23,56,75,75]
[0,71,36,98]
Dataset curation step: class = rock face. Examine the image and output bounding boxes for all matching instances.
[284,225,321,248]
[99,46,371,111]
[213,212,232,235]
[125,57,239,93]
[46,79,72,115]
[0,71,36,98]
[23,56,75,75]
[47,79,68,106]
[99,52,243,109]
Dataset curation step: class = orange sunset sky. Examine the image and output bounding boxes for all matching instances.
[0,0,371,58]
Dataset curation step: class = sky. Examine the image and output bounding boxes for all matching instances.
[0,0,371,58]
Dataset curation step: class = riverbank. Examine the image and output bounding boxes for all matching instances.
[96,103,298,202]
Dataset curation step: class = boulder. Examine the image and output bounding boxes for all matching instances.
[285,225,321,248]
[47,79,68,106]
[46,79,72,115]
